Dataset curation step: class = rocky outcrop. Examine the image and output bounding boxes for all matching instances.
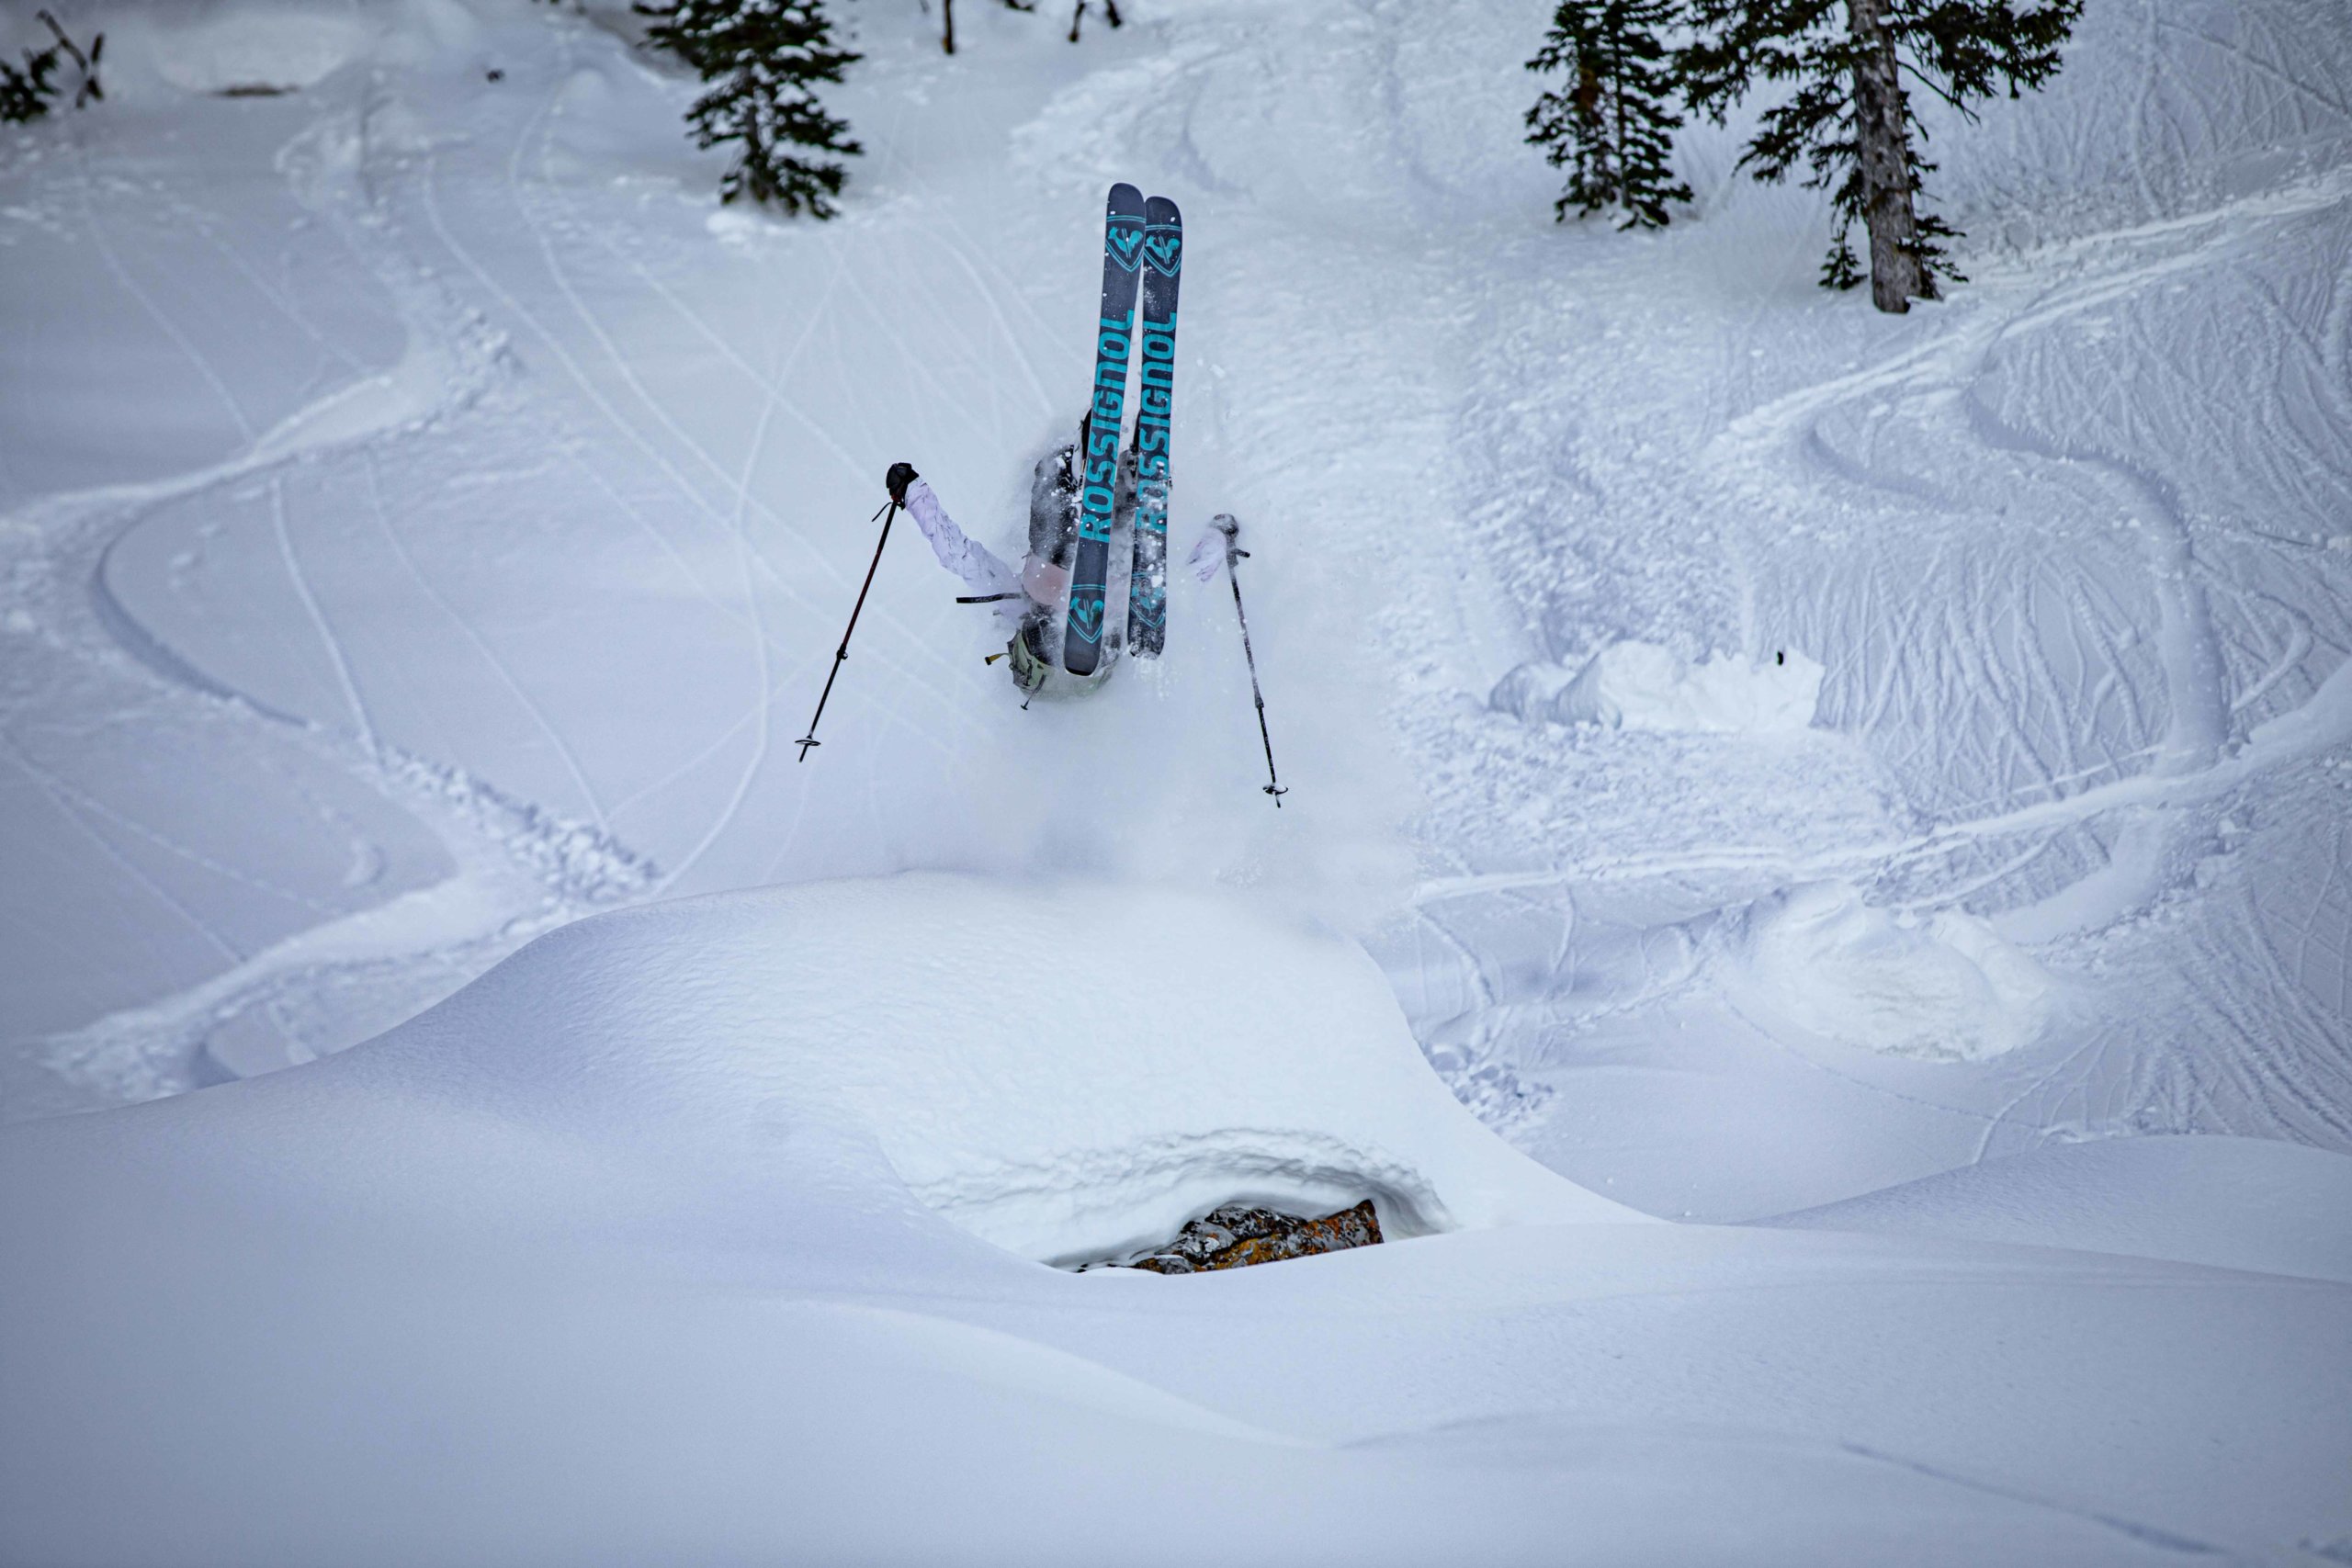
[1125,1200,1384,1274]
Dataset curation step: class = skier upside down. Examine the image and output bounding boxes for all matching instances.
[880,448,1285,802]
[805,184,1283,796]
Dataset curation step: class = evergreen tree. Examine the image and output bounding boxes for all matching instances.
[2,12,102,126]
[1680,0,2078,311]
[638,0,860,217]
[1524,0,1690,230]
[0,46,57,124]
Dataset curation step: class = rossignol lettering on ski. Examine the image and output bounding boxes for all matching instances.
[1126,196,1182,659]
[1063,184,1147,676]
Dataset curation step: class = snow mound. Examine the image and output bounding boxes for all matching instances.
[1726,883,2055,1062]
[1757,1135,2352,1284]
[1493,643,1822,734]
[121,7,377,96]
[367,874,1645,1261]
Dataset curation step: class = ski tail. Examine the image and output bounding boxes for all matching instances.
[1125,195,1182,660]
[1063,183,1148,677]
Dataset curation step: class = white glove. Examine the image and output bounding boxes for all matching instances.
[1188,514,1240,582]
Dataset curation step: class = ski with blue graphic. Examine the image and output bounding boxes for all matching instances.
[1063,183,1147,677]
[1125,196,1182,660]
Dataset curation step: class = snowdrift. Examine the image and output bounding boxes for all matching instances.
[1727,882,2058,1062]
[347,873,1645,1261]
[128,7,379,97]
[5,896,2344,1563]
[1758,1134,2352,1285]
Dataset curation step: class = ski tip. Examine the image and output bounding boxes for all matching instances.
[1105,186,1148,268]
[1142,196,1182,276]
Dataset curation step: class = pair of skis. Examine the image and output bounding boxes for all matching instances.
[1063,183,1182,676]
[1062,187,1284,805]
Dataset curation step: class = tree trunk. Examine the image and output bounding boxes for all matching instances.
[1844,0,1925,311]
[942,0,956,54]
[1610,60,1629,218]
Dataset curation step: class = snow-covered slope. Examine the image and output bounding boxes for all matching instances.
[5,0,2345,1187]
[1757,1133,2352,1284]
[6,0,2348,1178]
[6,874,2346,1564]
[3,0,2350,1556]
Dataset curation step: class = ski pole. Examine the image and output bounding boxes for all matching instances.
[796,499,897,762]
[1213,514,1286,806]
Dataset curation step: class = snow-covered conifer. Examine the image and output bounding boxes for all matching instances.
[1681,0,2078,310]
[0,51,52,123]
[638,0,860,217]
[2,12,102,125]
[1523,1,1690,230]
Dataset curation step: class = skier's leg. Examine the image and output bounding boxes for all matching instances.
[1113,443,1138,542]
[1028,440,1080,568]
[1088,445,1137,657]
[1020,442,1080,662]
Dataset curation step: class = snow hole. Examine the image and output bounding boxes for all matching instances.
[134,8,373,96]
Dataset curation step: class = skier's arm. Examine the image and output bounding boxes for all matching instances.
[888,468,1024,602]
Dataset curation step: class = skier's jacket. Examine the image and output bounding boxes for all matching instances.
[904,477,1069,613]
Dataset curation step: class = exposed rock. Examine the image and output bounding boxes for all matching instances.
[1125,1199,1383,1274]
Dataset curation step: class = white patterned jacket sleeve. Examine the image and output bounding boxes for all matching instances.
[902,479,1025,603]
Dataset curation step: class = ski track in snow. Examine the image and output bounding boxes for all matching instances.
[1,0,2346,1219]
[1376,0,2352,1208]
[1,62,653,1112]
